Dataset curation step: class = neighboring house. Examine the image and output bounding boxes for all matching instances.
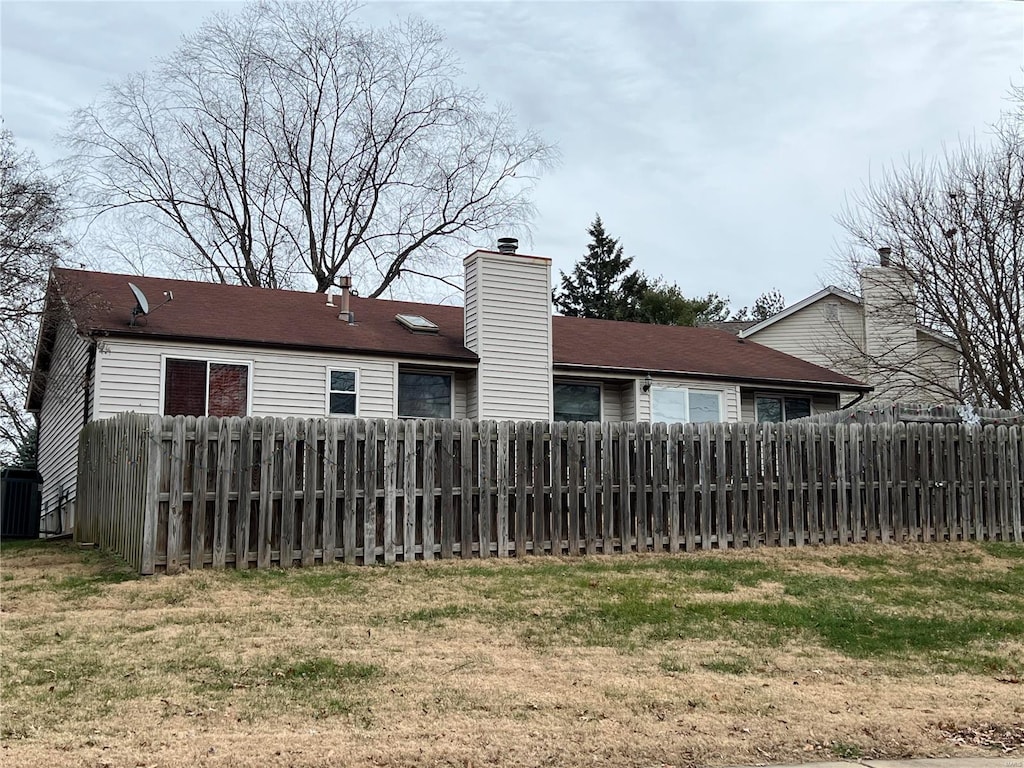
[732,252,960,409]
[27,242,868,533]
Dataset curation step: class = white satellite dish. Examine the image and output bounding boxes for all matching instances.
[128,282,149,326]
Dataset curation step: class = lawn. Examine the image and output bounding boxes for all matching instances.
[1,539,1022,767]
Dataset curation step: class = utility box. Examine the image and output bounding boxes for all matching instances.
[1,468,42,539]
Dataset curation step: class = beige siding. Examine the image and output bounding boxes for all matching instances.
[95,339,399,419]
[37,310,90,533]
[637,378,740,423]
[746,295,865,376]
[453,370,470,419]
[620,381,638,422]
[602,383,622,423]
[913,332,961,403]
[469,251,553,420]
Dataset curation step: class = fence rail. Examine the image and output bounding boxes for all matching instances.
[76,414,1023,574]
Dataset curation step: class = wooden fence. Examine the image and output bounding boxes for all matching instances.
[799,401,1024,426]
[76,413,1023,574]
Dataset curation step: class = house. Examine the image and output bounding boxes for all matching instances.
[731,249,960,412]
[27,241,869,533]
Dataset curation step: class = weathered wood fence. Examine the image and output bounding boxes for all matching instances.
[76,414,1023,574]
[800,401,1024,426]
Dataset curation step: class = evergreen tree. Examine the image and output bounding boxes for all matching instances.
[554,215,731,327]
[11,424,38,470]
[553,215,643,319]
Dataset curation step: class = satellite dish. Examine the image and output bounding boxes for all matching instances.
[128,282,150,326]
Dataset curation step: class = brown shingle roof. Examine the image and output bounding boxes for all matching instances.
[51,268,867,391]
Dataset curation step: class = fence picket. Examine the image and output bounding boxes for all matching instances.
[192,417,209,569]
[342,419,358,564]
[422,420,436,560]
[584,422,599,556]
[404,419,419,561]
[461,419,474,558]
[730,422,744,549]
[237,418,254,568]
[496,421,510,557]
[384,420,399,564]
[635,421,649,551]
[479,420,493,559]
[550,422,563,555]
[322,418,338,564]
[364,419,379,564]
[530,421,545,556]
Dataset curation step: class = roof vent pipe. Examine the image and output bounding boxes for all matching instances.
[877,246,892,267]
[497,237,518,254]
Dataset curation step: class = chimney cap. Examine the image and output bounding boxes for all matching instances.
[497,237,518,254]
[877,246,892,266]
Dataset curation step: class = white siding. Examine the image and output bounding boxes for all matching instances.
[95,339,398,419]
[37,311,90,533]
[466,251,553,421]
[637,378,740,423]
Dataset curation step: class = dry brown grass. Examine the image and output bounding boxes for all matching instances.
[1,540,1022,768]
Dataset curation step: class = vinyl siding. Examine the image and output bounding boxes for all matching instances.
[637,378,740,423]
[745,295,866,377]
[471,252,553,420]
[602,384,622,423]
[37,310,90,533]
[95,339,399,419]
[913,332,960,403]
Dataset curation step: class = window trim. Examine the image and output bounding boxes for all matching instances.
[396,368,454,419]
[754,392,813,423]
[160,355,253,417]
[552,379,603,423]
[325,366,359,417]
[650,385,723,424]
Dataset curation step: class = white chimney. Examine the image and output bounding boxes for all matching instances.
[464,240,552,420]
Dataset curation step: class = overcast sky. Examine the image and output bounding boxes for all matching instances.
[2,1,1021,308]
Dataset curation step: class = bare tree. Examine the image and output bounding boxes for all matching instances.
[66,0,556,296]
[0,128,67,463]
[835,88,1024,410]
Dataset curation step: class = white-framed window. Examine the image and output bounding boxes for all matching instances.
[553,381,602,423]
[651,386,722,424]
[327,368,358,416]
[161,357,252,417]
[755,394,812,423]
[398,370,452,418]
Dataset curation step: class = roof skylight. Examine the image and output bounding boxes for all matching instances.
[395,313,439,333]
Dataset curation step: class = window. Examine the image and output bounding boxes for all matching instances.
[395,314,439,333]
[651,387,722,424]
[398,371,451,418]
[163,358,249,417]
[553,382,601,423]
[328,369,357,416]
[756,395,812,423]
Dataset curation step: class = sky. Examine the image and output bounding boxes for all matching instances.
[2,0,1022,309]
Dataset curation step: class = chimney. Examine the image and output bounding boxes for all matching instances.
[463,240,552,420]
[861,250,917,400]
[497,237,518,254]
[338,275,354,323]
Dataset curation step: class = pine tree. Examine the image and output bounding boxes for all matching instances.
[553,215,642,319]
